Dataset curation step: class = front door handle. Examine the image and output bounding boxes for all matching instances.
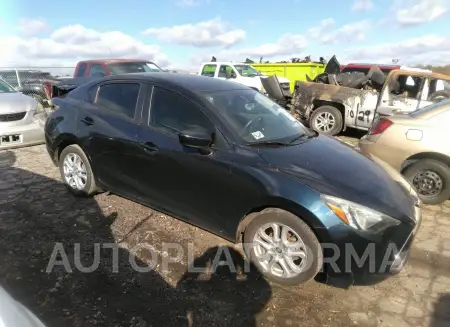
[140,142,158,153]
[80,116,94,126]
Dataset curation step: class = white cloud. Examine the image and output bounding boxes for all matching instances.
[189,33,308,68]
[396,0,449,26]
[0,24,171,70]
[343,35,450,65]
[320,20,370,44]
[307,18,335,38]
[142,18,245,48]
[307,19,370,44]
[176,0,201,7]
[18,18,49,36]
[351,0,374,11]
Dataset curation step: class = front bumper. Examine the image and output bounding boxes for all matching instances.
[0,117,45,150]
[324,199,422,283]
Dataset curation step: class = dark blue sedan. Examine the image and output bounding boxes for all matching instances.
[44,72,422,285]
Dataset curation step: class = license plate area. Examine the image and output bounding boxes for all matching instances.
[0,134,22,145]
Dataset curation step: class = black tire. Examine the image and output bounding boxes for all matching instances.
[243,209,323,286]
[403,159,450,205]
[59,144,98,197]
[309,105,343,136]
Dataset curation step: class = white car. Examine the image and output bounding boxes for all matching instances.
[198,62,291,94]
[0,286,46,326]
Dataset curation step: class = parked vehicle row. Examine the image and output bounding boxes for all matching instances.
[0,69,60,107]
[290,56,450,137]
[44,72,422,286]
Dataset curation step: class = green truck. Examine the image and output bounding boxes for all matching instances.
[250,62,326,92]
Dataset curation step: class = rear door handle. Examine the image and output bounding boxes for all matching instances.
[80,116,94,126]
[140,142,158,153]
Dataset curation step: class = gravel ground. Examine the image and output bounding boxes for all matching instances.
[0,134,449,327]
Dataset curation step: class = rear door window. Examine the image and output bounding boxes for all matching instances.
[95,83,140,120]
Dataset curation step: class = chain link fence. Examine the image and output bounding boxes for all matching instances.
[0,67,75,107]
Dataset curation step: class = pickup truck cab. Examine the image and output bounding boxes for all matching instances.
[73,59,162,78]
[198,62,291,93]
[293,68,450,136]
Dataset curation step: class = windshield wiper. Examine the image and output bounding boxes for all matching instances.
[288,131,318,144]
[247,140,289,146]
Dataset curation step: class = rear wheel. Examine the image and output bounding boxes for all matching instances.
[243,209,322,285]
[403,159,450,205]
[59,145,98,197]
[309,105,343,136]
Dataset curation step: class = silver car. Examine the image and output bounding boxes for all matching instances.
[0,79,46,149]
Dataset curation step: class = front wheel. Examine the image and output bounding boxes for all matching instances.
[59,145,98,197]
[243,209,323,285]
[403,159,450,205]
[309,105,343,136]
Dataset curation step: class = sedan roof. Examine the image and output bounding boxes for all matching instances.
[100,72,250,92]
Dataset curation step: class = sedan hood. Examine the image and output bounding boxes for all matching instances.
[257,135,415,220]
[0,92,37,114]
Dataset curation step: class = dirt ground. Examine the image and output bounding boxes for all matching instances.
[0,133,449,327]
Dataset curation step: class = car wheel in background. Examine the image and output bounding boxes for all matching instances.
[243,209,323,285]
[403,159,450,205]
[309,105,343,137]
[59,144,98,197]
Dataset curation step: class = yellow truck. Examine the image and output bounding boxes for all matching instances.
[250,62,326,92]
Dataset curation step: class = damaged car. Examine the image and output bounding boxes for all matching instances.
[290,55,450,136]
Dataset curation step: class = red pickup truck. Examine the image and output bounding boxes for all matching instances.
[43,59,163,100]
[73,58,163,77]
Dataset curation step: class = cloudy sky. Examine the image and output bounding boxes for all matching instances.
[0,0,449,71]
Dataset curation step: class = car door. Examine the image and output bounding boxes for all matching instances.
[135,85,236,235]
[377,73,425,114]
[77,81,144,197]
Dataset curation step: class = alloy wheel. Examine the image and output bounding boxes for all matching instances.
[252,223,309,278]
[63,153,88,191]
[314,112,335,132]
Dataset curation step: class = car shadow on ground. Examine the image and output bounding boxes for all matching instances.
[431,293,450,327]
[0,151,272,327]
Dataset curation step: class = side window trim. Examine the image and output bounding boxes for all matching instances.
[146,85,229,149]
[93,81,143,123]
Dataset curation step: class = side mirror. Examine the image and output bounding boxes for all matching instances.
[179,129,213,149]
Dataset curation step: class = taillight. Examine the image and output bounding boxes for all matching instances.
[369,118,393,135]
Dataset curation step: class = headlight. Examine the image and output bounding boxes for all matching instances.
[321,194,400,231]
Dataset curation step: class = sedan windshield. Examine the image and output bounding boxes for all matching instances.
[0,79,16,93]
[107,62,162,75]
[234,65,261,77]
[204,89,312,144]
